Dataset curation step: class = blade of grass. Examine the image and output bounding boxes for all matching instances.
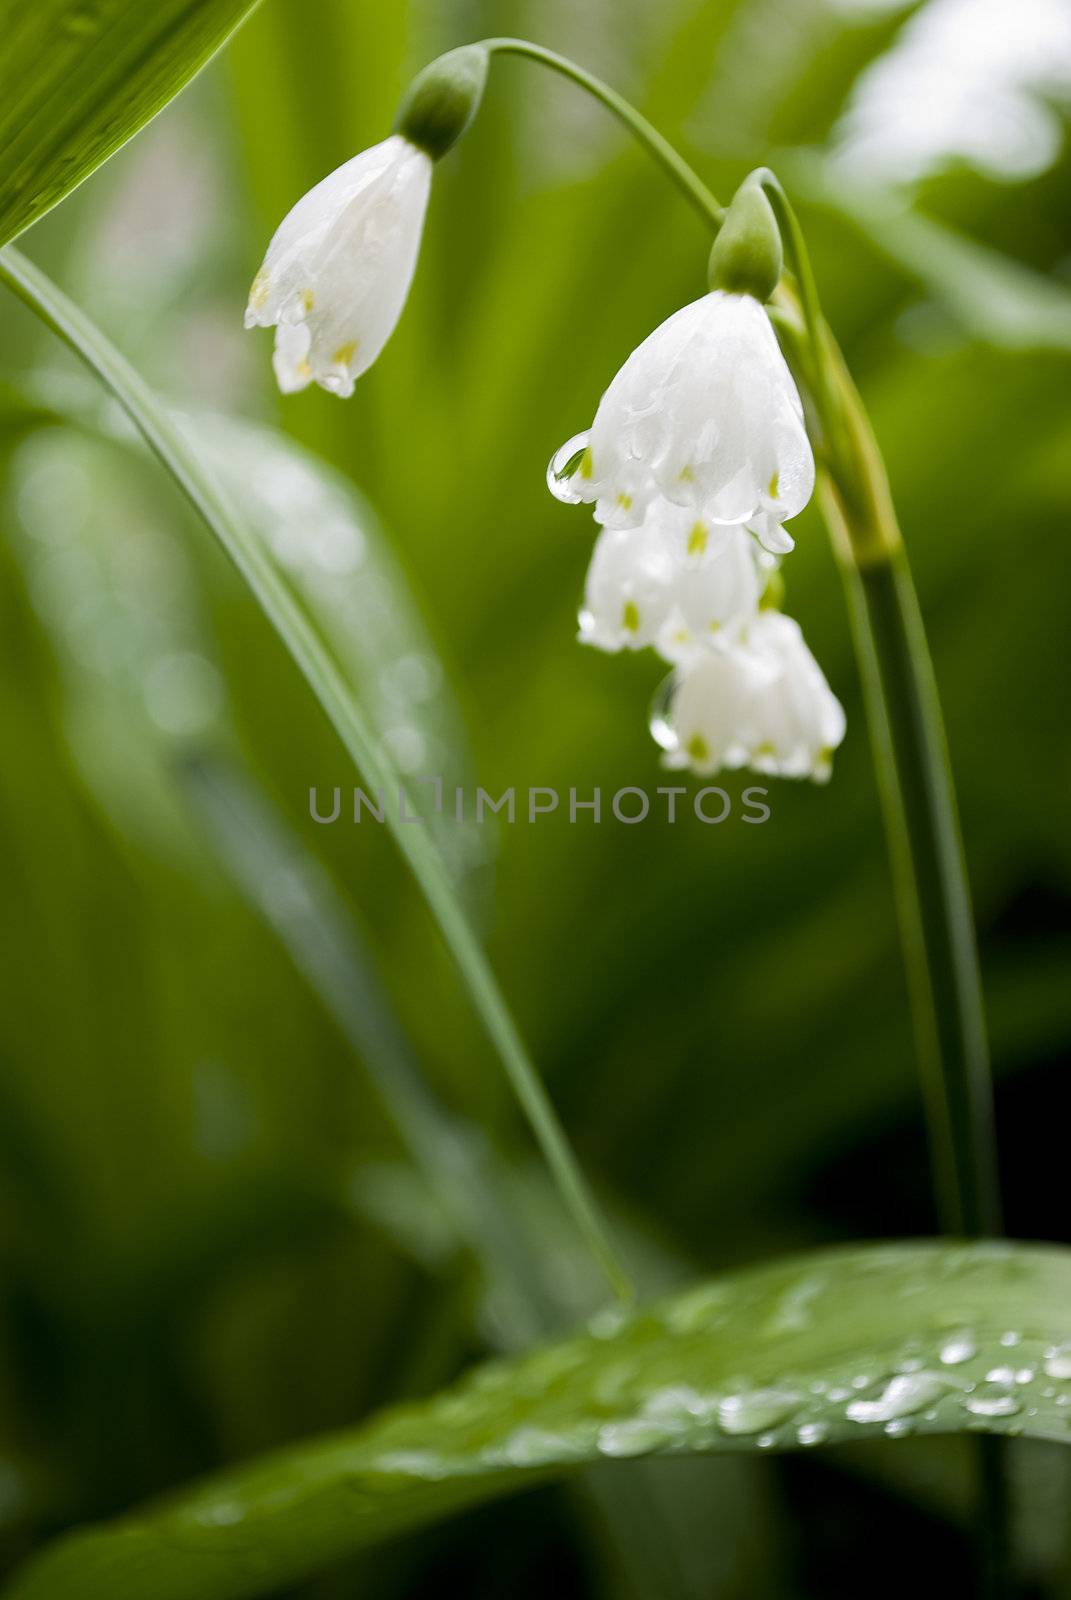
[0,243,631,1304]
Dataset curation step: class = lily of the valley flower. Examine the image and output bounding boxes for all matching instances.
[549,290,814,554]
[579,506,768,661]
[245,134,432,397]
[655,612,846,783]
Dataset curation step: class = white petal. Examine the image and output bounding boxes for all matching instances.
[659,610,845,781]
[562,291,814,538]
[271,321,314,394]
[245,134,432,397]
[578,502,763,659]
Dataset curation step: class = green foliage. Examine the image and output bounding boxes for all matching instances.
[0,0,1069,1595]
[0,0,262,247]
[9,1243,1071,1600]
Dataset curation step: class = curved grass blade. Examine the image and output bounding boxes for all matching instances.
[7,1241,1071,1600]
[0,0,263,247]
[0,244,630,1302]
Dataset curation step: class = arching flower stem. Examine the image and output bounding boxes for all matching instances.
[475,41,1005,1584]
[481,38,724,230]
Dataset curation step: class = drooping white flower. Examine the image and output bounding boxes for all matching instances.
[579,504,767,661]
[655,611,846,782]
[245,134,432,398]
[549,290,813,553]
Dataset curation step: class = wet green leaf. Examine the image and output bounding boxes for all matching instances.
[8,1241,1071,1600]
[0,0,262,246]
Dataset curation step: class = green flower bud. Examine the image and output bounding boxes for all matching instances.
[708,178,783,303]
[394,45,489,161]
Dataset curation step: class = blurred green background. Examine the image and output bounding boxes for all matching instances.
[1,0,1070,1594]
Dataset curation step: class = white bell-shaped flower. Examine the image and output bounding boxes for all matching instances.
[579,504,765,661]
[550,291,814,552]
[656,611,845,782]
[245,134,432,398]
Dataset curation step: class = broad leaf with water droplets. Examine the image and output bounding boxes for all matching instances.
[8,1241,1071,1600]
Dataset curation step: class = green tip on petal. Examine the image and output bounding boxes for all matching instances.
[759,567,786,611]
[394,45,489,160]
[708,178,783,303]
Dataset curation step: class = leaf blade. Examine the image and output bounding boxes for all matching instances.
[6,1241,1071,1600]
[0,0,263,247]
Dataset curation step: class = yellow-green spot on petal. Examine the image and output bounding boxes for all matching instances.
[755,741,776,758]
[760,569,785,611]
[679,464,695,484]
[767,471,779,500]
[248,270,270,311]
[622,600,641,633]
[301,288,315,313]
[687,521,708,557]
[296,360,312,379]
[332,340,357,367]
[686,734,709,764]
[579,446,594,480]
[615,491,633,511]
[708,619,721,633]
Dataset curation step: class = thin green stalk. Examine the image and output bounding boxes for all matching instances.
[459,45,1006,1581]
[473,36,1001,1246]
[481,37,724,230]
[0,243,632,1306]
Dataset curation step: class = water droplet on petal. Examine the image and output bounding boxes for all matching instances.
[797,1422,828,1447]
[547,432,593,503]
[648,670,679,754]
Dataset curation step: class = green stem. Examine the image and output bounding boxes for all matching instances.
[0,243,632,1307]
[838,543,1000,1235]
[480,37,723,230]
[459,42,1007,1576]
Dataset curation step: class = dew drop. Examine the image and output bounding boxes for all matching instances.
[999,1331,1021,1348]
[547,432,592,503]
[501,1427,570,1467]
[1043,1345,1071,1380]
[846,1372,948,1424]
[797,1422,828,1447]
[964,1386,1021,1419]
[717,1388,802,1436]
[597,1420,675,1458]
[986,1366,1017,1385]
[588,1306,627,1341]
[648,671,679,755]
[939,1333,977,1366]
[756,1432,777,1449]
[642,1385,710,1421]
